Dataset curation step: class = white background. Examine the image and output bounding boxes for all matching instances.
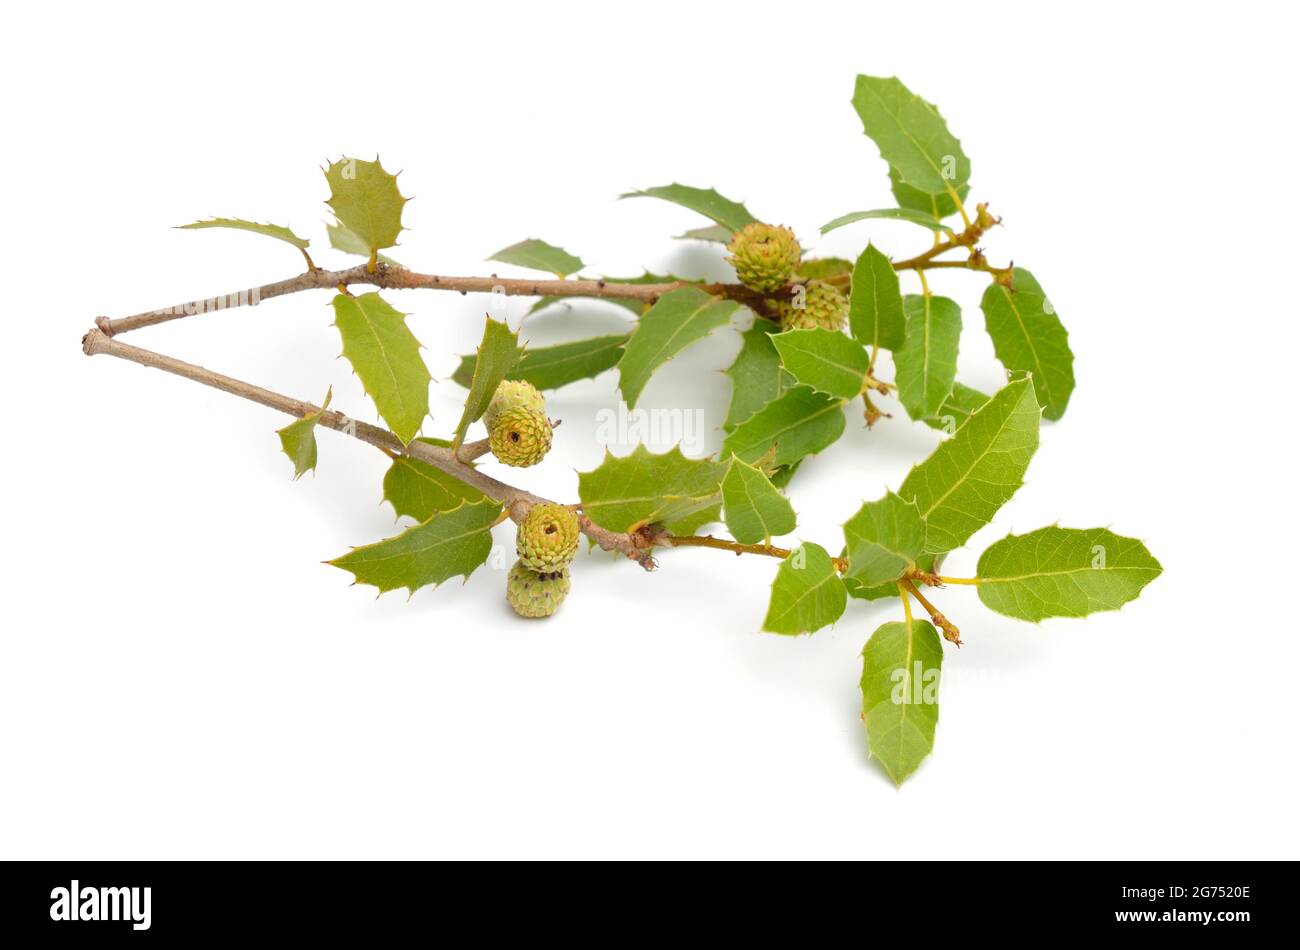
[3,1,1297,859]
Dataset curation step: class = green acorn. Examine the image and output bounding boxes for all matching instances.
[778,280,849,332]
[517,502,580,571]
[489,406,553,467]
[726,222,802,293]
[484,379,545,431]
[506,560,571,619]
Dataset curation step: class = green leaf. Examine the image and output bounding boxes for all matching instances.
[842,491,926,587]
[577,445,727,533]
[898,378,1041,554]
[677,224,734,243]
[845,552,937,602]
[276,388,331,479]
[328,499,502,596]
[721,385,846,468]
[721,458,797,544]
[178,218,311,257]
[724,324,794,430]
[894,294,961,420]
[820,208,954,235]
[326,222,402,267]
[452,317,521,448]
[450,334,627,392]
[620,183,757,233]
[921,382,989,434]
[616,288,739,408]
[852,75,971,201]
[889,165,969,222]
[980,268,1076,420]
[976,527,1162,622]
[331,292,430,445]
[763,543,846,635]
[324,156,407,256]
[861,619,944,785]
[488,238,584,277]
[797,257,855,281]
[383,438,488,522]
[848,245,905,351]
[771,328,870,400]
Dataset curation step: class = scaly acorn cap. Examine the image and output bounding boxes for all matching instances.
[517,502,581,571]
[489,406,553,467]
[484,379,545,431]
[506,560,571,619]
[778,280,849,332]
[726,222,802,293]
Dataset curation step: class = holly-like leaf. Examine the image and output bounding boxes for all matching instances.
[845,552,938,602]
[721,385,846,468]
[616,288,739,408]
[326,222,402,267]
[861,619,944,785]
[178,218,311,259]
[889,165,969,222]
[488,238,584,277]
[451,334,627,392]
[328,499,503,596]
[976,527,1162,622]
[577,445,727,533]
[721,458,797,544]
[276,389,331,479]
[921,382,989,434]
[724,324,794,430]
[331,292,430,445]
[324,156,407,257]
[677,224,734,243]
[894,294,961,420]
[980,268,1076,420]
[383,438,488,522]
[842,491,926,587]
[820,208,954,235]
[771,328,870,401]
[620,183,757,233]
[849,245,905,351]
[452,317,521,448]
[852,75,971,201]
[762,543,846,635]
[898,378,1041,554]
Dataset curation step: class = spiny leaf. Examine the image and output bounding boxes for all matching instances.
[721,458,797,544]
[324,156,407,257]
[921,382,989,434]
[980,268,1076,420]
[677,224,734,243]
[889,165,969,222]
[820,208,954,235]
[452,317,521,448]
[331,292,430,445]
[724,324,795,430]
[616,288,739,408]
[842,491,926,587]
[451,334,626,392]
[852,75,971,201]
[861,619,943,785]
[577,445,727,534]
[762,543,846,635]
[849,244,906,352]
[488,238,584,277]
[328,499,503,596]
[276,388,331,479]
[178,218,311,256]
[894,294,961,420]
[898,378,1040,555]
[976,527,1162,622]
[771,327,870,401]
[721,385,846,468]
[383,438,488,523]
[620,183,757,233]
[845,552,938,603]
[326,222,402,267]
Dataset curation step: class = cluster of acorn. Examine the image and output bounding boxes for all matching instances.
[725,222,848,332]
[484,380,580,618]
